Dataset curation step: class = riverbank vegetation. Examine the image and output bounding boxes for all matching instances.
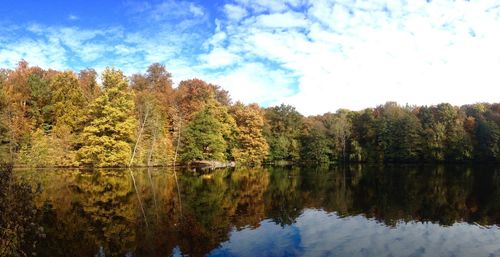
[0,61,499,167]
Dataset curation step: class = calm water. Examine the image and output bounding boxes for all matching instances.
[13,165,500,257]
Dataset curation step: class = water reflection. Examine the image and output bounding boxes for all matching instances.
[13,165,500,257]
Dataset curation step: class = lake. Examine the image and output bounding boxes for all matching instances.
[13,165,500,257]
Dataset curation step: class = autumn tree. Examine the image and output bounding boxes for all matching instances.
[50,71,88,165]
[230,102,269,165]
[175,79,231,121]
[78,68,100,102]
[50,71,86,129]
[175,79,215,122]
[130,63,174,166]
[78,68,136,167]
[2,61,34,159]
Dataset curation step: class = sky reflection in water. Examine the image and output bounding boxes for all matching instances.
[209,210,500,257]
[14,165,500,257]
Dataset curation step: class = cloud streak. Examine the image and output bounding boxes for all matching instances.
[1,0,500,114]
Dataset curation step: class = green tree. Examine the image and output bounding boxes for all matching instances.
[375,102,423,162]
[350,109,378,162]
[27,71,53,130]
[181,100,236,162]
[300,116,331,163]
[78,68,136,167]
[264,104,303,162]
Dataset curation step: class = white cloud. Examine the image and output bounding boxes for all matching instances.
[199,47,241,68]
[2,0,500,114]
[207,0,500,114]
[224,4,248,22]
[254,12,309,28]
[234,0,301,13]
[206,63,296,105]
[0,38,67,70]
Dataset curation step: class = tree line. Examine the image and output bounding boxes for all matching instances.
[0,61,498,167]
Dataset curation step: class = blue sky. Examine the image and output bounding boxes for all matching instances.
[1,0,499,114]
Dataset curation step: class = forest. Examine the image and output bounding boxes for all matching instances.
[0,60,499,167]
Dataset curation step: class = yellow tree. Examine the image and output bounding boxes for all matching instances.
[78,68,136,167]
[231,102,269,165]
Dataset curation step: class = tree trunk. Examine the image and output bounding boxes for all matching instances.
[147,126,157,167]
[130,107,149,167]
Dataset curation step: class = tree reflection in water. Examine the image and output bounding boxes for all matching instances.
[9,165,500,257]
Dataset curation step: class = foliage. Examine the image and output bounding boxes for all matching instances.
[51,71,86,130]
[78,68,136,167]
[130,63,174,166]
[300,117,331,163]
[230,102,269,165]
[0,61,498,166]
[180,100,237,162]
[264,104,303,162]
[375,103,423,162]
